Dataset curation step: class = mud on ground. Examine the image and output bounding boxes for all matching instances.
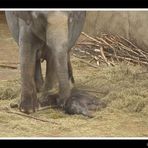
[1,13,148,137]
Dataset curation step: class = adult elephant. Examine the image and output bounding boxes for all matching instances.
[6,11,105,117]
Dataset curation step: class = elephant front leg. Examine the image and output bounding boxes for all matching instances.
[19,51,39,113]
[19,38,39,114]
[54,51,71,108]
[46,13,71,108]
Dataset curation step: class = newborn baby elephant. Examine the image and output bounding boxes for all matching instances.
[6,11,106,117]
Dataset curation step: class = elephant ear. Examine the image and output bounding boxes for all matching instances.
[13,11,32,25]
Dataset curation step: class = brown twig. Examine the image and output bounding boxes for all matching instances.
[96,37,115,50]
[96,36,119,62]
[0,64,17,69]
[81,32,102,44]
[73,54,99,68]
[107,54,148,65]
[100,47,110,66]
[118,35,138,48]
[80,88,109,95]
[73,32,148,66]
[0,62,19,65]
[5,109,59,125]
[77,42,101,48]
[38,106,58,111]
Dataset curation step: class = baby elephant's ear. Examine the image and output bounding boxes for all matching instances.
[13,11,32,25]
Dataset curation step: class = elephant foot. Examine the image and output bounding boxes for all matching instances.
[39,93,58,108]
[64,89,107,118]
[56,98,67,109]
[10,101,19,108]
[10,93,57,111]
[19,94,39,114]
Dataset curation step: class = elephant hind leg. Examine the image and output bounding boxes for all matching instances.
[38,48,58,107]
[68,53,75,85]
[43,50,56,92]
[35,59,44,92]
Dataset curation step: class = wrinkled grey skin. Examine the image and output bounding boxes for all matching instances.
[65,89,107,118]
[5,11,86,113]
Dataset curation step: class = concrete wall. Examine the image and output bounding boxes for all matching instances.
[84,11,148,51]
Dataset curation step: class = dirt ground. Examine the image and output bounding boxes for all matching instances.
[1,13,148,137]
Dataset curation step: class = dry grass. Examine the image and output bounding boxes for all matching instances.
[0,80,20,100]
[0,57,148,137]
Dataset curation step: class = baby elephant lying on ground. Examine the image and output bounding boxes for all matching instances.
[39,89,106,117]
[65,89,106,117]
[6,11,106,117]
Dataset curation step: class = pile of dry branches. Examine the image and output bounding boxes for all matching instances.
[72,32,148,67]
